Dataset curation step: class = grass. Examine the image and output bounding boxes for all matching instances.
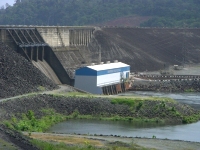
[32,139,105,150]
[110,97,174,114]
[182,114,200,124]
[37,86,46,91]
[184,88,195,92]
[26,133,103,147]
[4,109,66,132]
[52,92,93,98]
[111,96,175,103]
[111,98,136,107]
[101,116,164,123]
[51,91,175,103]
[66,112,164,123]
[30,137,155,150]
[65,109,164,123]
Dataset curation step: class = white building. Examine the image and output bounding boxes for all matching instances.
[74,61,130,94]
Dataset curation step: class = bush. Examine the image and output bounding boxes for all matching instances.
[182,114,200,124]
[5,109,66,132]
[111,98,135,107]
[136,102,143,111]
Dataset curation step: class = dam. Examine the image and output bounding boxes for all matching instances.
[0,26,95,85]
[1,25,200,89]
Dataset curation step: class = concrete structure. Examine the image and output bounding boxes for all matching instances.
[0,25,95,85]
[74,61,130,94]
[37,26,94,47]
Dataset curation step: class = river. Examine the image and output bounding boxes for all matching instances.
[48,92,200,142]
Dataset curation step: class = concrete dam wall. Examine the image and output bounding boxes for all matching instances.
[37,26,94,47]
[0,26,95,85]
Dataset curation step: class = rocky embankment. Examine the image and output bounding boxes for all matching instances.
[0,124,39,150]
[131,78,200,92]
[1,95,199,124]
[0,42,57,99]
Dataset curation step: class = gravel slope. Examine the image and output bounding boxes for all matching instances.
[0,42,57,99]
[89,28,200,72]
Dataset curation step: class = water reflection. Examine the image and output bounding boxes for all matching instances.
[48,119,200,142]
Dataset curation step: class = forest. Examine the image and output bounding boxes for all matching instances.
[0,0,200,27]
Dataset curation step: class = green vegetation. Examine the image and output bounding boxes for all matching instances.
[111,97,174,112]
[4,94,199,133]
[152,135,156,139]
[182,114,200,124]
[1,0,200,27]
[4,108,164,133]
[37,86,45,91]
[185,88,195,92]
[31,139,153,150]
[101,116,163,123]
[4,109,66,132]
[52,92,93,98]
[66,109,164,123]
[111,98,135,107]
[111,96,174,103]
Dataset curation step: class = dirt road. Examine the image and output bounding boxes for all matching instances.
[0,85,75,103]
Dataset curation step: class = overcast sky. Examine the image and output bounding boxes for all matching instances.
[0,0,15,7]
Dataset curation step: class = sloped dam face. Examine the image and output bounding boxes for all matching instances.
[89,28,200,72]
[1,26,200,84]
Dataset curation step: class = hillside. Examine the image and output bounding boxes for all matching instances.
[0,0,200,27]
[95,16,152,27]
[89,27,200,72]
[0,42,57,99]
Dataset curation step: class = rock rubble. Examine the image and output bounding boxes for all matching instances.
[1,95,199,124]
[0,42,57,98]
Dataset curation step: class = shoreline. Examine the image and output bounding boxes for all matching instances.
[23,132,200,150]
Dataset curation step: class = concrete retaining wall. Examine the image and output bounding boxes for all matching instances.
[37,26,95,48]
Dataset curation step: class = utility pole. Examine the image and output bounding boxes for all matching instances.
[182,23,187,67]
[99,45,101,63]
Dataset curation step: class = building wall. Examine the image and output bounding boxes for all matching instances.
[97,71,129,86]
[74,75,102,94]
[74,70,130,94]
[74,62,130,94]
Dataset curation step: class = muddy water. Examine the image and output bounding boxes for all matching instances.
[48,92,200,142]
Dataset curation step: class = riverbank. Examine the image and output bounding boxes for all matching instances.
[23,132,200,150]
[1,91,200,150]
[1,94,199,125]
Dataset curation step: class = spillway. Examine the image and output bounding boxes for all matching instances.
[32,60,61,85]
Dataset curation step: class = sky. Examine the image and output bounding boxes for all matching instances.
[0,0,15,7]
